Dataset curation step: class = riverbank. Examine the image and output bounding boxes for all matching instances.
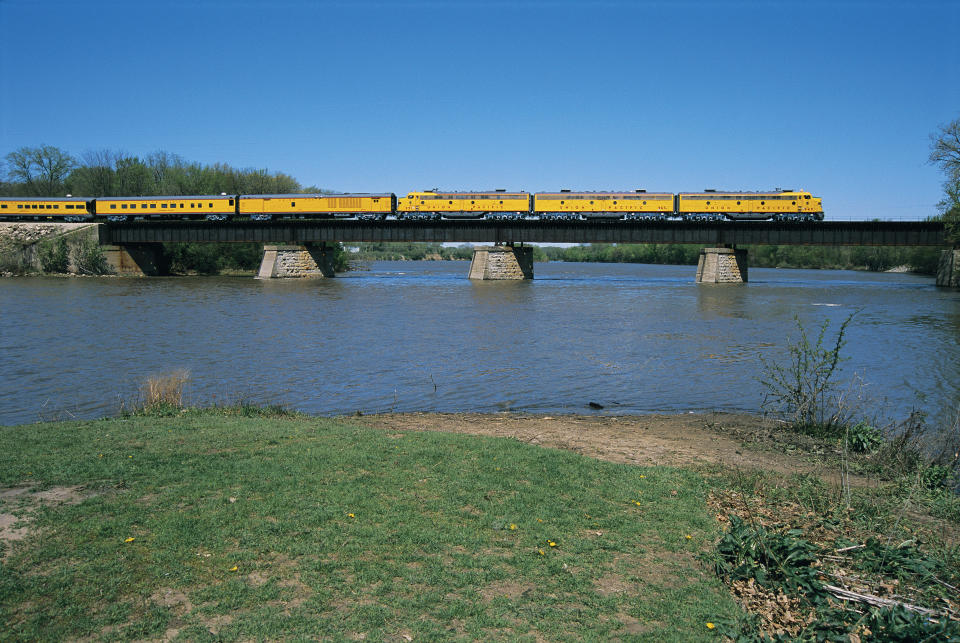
[1,410,957,640]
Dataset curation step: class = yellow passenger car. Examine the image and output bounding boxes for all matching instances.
[677,191,824,221]
[0,197,92,221]
[533,191,674,219]
[239,193,395,220]
[397,191,531,219]
[95,195,236,221]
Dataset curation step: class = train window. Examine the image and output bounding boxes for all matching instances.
[560,200,564,204]
[760,201,765,205]
[643,201,647,205]
[500,200,503,204]
[290,202,295,207]
[46,205,52,209]
[792,201,796,205]
[471,200,475,204]
[17,205,22,209]
[229,199,234,206]
[1,204,7,209]
[737,201,741,205]
[420,200,425,204]
[180,204,184,208]
[805,195,810,199]
[151,204,156,208]
[449,200,453,204]
[122,204,128,209]
[54,205,59,209]
[590,201,594,204]
[190,203,195,208]
[161,204,167,208]
[110,204,117,209]
[208,203,213,208]
[706,201,711,205]
[613,201,618,205]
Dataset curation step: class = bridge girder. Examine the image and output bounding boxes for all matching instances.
[100,220,947,247]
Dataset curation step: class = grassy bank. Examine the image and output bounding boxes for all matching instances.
[0,410,735,641]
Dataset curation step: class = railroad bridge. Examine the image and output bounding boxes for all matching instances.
[95,219,957,285]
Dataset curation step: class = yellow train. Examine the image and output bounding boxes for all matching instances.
[0,189,824,222]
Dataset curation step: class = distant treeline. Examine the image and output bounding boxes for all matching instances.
[351,242,941,274]
[0,145,343,275]
[1,145,328,198]
[539,243,942,274]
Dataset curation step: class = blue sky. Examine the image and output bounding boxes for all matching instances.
[1,0,957,220]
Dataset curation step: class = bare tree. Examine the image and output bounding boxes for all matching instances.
[5,145,75,195]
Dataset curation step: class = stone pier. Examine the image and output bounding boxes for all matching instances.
[695,246,748,283]
[256,244,336,279]
[937,248,960,288]
[468,245,534,280]
[101,244,166,276]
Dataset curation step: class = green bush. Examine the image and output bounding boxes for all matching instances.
[37,235,69,273]
[71,236,110,274]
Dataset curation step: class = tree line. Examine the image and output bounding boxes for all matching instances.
[1,145,326,198]
[0,145,335,275]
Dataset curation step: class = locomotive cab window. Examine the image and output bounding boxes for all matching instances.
[290,202,295,207]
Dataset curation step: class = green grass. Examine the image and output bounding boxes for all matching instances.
[0,412,736,641]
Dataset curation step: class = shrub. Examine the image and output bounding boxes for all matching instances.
[71,236,110,274]
[38,235,69,273]
[135,370,190,415]
[759,313,857,436]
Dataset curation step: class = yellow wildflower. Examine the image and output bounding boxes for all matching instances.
[229,565,238,572]
[509,524,517,530]
[538,549,545,556]
[124,537,135,543]
[686,534,692,540]
[348,513,355,518]
[548,540,556,547]
[706,622,715,629]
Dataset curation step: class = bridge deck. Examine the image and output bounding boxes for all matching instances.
[100,220,947,247]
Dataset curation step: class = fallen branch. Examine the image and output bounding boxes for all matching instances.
[824,584,936,616]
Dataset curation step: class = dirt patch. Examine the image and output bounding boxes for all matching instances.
[0,485,97,556]
[151,588,194,614]
[353,412,858,483]
[480,579,536,601]
[0,513,31,542]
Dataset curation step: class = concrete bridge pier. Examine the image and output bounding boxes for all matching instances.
[256,243,336,279]
[696,246,748,283]
[468,243,534,280]
[101,244,167,276]
[937,248,960,288]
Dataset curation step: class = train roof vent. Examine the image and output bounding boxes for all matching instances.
[495,188,506,192]
[779,188,793,192]
[560,189,571,192]
[635,189,646,193]
[704,189,717,192]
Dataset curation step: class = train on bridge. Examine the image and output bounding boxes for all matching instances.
[0,188,824,223]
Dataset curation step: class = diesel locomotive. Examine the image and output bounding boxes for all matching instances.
[0,188,824,222]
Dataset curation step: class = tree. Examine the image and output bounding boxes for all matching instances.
[4,145,75,195]
[930,117,960,243]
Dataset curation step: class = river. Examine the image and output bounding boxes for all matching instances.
[1,261,957,428]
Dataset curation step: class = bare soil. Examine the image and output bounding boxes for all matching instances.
[354,412,858,484]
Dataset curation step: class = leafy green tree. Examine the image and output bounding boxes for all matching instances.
[930,117,960,243]
[4,145,75,195]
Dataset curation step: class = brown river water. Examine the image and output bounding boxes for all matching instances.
[1,261,957,427]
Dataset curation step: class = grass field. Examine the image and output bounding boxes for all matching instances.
[0,410,736,641]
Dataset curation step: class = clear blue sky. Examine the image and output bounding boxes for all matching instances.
[1,0,957,220]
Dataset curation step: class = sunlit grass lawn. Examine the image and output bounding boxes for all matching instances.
[0,411,736,641]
